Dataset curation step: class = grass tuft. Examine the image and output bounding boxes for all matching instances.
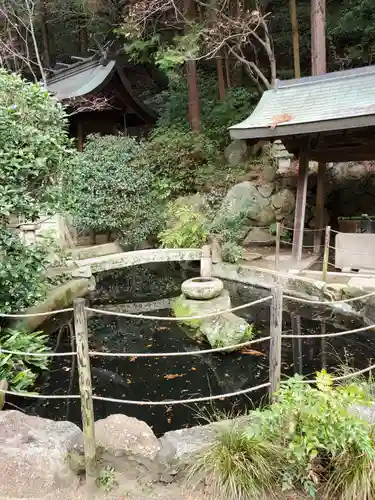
[188,422,283,500]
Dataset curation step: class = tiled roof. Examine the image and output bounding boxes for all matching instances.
[229,65,375,140]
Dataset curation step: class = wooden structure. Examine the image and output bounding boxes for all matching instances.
[229,65,375,262]
[46,54,157,149]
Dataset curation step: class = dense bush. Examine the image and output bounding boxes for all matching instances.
[191,372,375,499]
[0,228,50,314]
[63,134,165,248]
[0,69,73,221]
[133,128,222,199]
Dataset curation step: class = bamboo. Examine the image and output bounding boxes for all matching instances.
[322,226,331,282]
[269,287,283,400]
[275,222,281,269]
[73,298,97,491]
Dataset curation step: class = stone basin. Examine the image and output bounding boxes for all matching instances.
[181,277,224,300]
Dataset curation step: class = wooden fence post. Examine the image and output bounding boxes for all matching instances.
[73,298,97,490]
[200,244,212,277]
[275,222,281,269]
[322,226,331,282]
[269,286,283,401]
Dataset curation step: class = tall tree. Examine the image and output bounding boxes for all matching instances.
[289,0,301,78]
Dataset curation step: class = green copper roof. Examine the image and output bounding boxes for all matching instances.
[229,65,375,140]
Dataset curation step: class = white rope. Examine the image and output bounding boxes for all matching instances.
[0,389,80,399]
[92,382,271,406]
[0,349,76,357]
[286,364,375,385]
[282,322,375,339]
[85,296,272,321]
[0,383,270,405]
[0,308,73,318]
[89,336,271,358]
[280,240,315,248]
[284,290,375,305]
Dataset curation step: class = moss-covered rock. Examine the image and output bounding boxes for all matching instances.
[172,290,253,350]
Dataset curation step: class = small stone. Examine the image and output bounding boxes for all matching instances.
[95,414,160,462]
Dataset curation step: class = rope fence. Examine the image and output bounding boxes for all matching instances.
[2,233,375,483]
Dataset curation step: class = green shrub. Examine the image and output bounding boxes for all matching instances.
[63,134,165,248]
[0,329,51,391]
[0,227,50,313]
[133,128,222,199]
[221,241,243,263]
[191,372,375,499]
[0,69,73,221]
[159,204,208,248]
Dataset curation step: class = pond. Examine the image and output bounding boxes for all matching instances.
[11,262,375,436]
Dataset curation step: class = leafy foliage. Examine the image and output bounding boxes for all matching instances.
[0,227,50,314]
[220,241,244,263]
[0,69,73,222]
[159,204,208,248]
[63,134,165,248]
[0,329,51,391]
[192,372,375,499]
[133,128,222,199]
[145,73,257,147]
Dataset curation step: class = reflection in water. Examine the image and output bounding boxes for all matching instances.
[291,315,303,375]
[10,263,375,435]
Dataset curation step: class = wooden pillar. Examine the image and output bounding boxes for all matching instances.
[77,121,84,152]
[314,162,325,253]
[269,286,283,400]
[292,150,309,262]
[73,298,97,490]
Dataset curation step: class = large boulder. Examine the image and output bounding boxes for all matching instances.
[0,410,81,498]
[173,290,253,349]
[213,181,273,236]
[95,413,160,466]
[224,140,249,166]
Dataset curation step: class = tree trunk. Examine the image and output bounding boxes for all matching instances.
[216,55,226,101]
[40,0,51,68]
[186,59,200,132]
[289,0,301,78]
[184,0,200,131]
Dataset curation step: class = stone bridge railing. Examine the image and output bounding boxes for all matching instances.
[73,246,212,276]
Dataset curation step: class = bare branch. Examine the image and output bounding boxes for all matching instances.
[64,95,116,116]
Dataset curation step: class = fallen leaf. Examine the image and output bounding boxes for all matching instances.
[129,356,137,362]
[146,344,152,348]
[191,367,197,371]
[164,373,185,380]
[156,326,168,331]
[126,379,132,385]
[239,349,265,357]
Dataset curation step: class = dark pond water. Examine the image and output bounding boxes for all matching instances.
[11,262,375,435]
